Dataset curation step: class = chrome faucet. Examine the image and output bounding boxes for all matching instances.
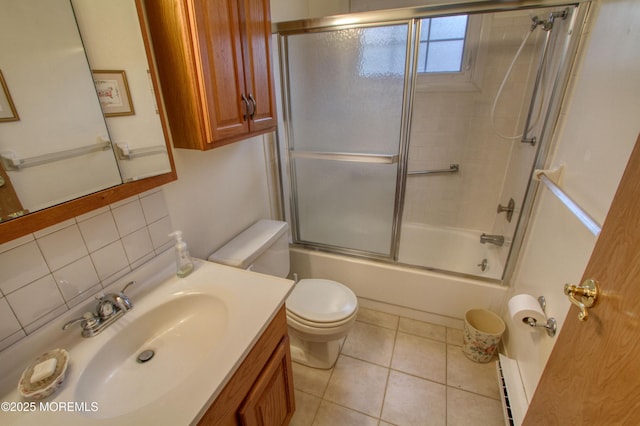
[480,233,505,247]
[63,281,135,337]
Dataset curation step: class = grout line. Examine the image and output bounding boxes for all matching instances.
[445,332,449,424]
[447,383,503,401]
[378,318,400,423]
[314,398,380,423]
[296,310,502,424]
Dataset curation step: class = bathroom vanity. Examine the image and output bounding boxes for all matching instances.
[0,252,295,425]
[197,306,295,425]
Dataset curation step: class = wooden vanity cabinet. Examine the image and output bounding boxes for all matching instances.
[197,305,295,425]
[143,0,277,151]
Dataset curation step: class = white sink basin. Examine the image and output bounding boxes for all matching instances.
[75,294,227,419]
[0,253,293,426]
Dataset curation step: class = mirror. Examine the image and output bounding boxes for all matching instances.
[71,0,173,182]
[0,0,176,243]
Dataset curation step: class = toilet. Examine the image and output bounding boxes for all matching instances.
[208,219,358,369]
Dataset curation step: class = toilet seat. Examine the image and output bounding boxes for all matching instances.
[287,308,358,329]
[286,279,358,324]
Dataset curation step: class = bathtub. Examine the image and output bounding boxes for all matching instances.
[289,244,508,328]
[398,222,505,280]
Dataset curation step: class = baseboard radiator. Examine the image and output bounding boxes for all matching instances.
[496,354,529,426]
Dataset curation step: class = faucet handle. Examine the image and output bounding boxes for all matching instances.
[62,312,98,331]
[97,298,117,318]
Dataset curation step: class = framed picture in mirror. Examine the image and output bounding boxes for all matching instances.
[93,69,135,117]
[0,69,19,122]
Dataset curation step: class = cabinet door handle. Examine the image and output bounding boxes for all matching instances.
[241,94,250,121]
[248,94,257,119]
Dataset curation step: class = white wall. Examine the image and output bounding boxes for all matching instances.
[271,0,347,22]
[502,0,640,403]
[162,137,274,260]
[351,0,469,13]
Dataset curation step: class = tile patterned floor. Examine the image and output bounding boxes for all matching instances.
[290,307,504,426]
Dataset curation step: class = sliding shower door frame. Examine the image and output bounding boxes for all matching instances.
[278,18,418,261]
[275,0,591,283]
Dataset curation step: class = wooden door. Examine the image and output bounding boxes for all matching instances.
[524,133,640,424]
[240,0,277,134]
[194,0,249,143]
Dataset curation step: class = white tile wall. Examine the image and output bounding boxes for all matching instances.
[403,11,541,233]
[0,187,174,352]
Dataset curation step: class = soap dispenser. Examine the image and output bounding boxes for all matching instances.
[168,231,194,278]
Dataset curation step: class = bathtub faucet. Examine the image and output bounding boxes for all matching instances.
[480,233,505,247]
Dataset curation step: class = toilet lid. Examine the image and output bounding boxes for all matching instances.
[287,279,357,323]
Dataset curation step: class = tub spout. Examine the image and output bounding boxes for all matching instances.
[480,233,504,247]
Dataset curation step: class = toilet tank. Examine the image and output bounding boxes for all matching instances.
[208,220,290,278]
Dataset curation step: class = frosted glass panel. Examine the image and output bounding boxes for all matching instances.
[284,24,408,256]
[295,159,397,255]
[286,24,407,154]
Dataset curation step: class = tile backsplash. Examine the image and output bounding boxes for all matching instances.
[0,188,173,352]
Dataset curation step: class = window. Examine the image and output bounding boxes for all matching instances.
[417,15,468,73]
[358,14,485,90]
[416,14,485,91]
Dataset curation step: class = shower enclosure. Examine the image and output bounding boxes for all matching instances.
[276,1,589,281]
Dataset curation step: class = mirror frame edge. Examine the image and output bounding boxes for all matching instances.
[0,0,177,245]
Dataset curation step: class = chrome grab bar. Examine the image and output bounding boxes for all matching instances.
[290,150,399,164]
[408,163,459,176]
[536,171,601,236]
[115,143,167,160]
[0,138,111,171]
[122,169,172,183]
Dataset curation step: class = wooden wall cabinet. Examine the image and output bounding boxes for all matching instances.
[144,0,277,150]
[198,306,295,425]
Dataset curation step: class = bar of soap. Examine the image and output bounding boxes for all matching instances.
[30,358,58,383]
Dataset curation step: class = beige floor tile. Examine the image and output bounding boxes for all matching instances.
[292,361,333,397]
[446,328,464,346]
[446,387,504,426]
[399,317,446,342]
[312,400,379,426]
[290,390,321,426]
[341,321,396,366]
[391,332,447,384]
[446,345,500,399]
[357,307,399,330]
[323,355,389,418]
[291,308,505,425]
[381,370,446,426]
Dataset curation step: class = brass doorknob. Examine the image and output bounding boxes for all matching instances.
[564,279,599,321]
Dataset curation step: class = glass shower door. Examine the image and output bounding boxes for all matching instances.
[282,23,410,256]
